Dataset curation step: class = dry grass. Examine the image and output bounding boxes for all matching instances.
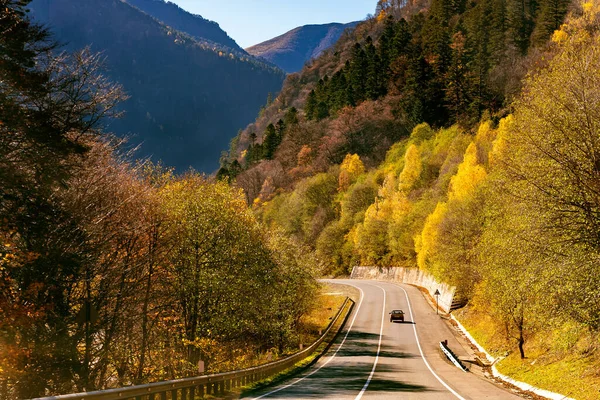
[455,307,600,400]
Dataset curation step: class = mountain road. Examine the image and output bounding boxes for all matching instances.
[244,280,524,400]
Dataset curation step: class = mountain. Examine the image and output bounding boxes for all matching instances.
[228,0,571,189]
[29,0,285,172]
[124,0,243,53]
[246,22,359,73]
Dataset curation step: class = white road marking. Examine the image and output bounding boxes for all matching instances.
[249,285,365,399]
[251,281,467,400]
[396,283,467,400]
[354,284,386,400]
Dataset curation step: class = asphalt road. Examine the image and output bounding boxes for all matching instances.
[245,280,524,400]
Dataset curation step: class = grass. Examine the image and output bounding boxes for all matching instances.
[454,307,600,400]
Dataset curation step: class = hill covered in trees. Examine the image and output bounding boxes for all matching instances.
[246,22,360,73]
[0,2,316,397]
[219,0,600,397]
[29,0,286,172]
[221,0,570,193]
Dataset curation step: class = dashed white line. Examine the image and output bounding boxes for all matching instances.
[354,284,386,400]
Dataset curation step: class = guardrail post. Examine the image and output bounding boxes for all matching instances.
[31,298,352,400]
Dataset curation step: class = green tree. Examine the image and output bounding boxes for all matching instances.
[305,90,318,120]
[263,123,279,159]
[496,17,600,328]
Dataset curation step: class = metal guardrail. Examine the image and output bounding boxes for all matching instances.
[33,297,354,400]
[439,341,468,372]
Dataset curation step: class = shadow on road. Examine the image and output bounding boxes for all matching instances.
[336,331,417,359]
[243,329,436,398]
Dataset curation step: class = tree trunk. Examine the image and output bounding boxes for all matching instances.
[136,225,158,383]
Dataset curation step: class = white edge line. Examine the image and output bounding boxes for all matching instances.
[249,284,365,399]
[354,284,386,400]
[396,283,467,400]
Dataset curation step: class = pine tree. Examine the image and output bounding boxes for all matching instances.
[284,107,299,126]
[506,0,537,54]
[532,0,570,44]
[305,90,318,120]
[489,0,508,63]
[348,43,368,103]
[379,15,396,68]
[392,18,412,59]
[263,123,278,159]
[445,32,474,124]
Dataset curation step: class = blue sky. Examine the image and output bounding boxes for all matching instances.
[169,1,376,48]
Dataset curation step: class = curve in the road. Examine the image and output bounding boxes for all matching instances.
[247,280,522,400]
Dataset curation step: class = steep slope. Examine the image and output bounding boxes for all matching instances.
[223,0,571,195]
[29,0,285,172]
[125,0,243,53]
[246,22,359,73]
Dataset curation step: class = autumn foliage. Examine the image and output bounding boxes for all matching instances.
[0,3,318,397]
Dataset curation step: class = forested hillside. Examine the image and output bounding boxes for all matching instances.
[221,0,600,397]
[0,2,316,397]
[125,0,243,52]
[221,0,570,195]
[29,0,286,172]
[246,22,359,73]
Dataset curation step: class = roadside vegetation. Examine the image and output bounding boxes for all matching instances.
[4,0,600,397]
[0,2,318,398]
[226,1,600,398]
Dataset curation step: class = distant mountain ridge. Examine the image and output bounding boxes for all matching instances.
[246,22,359,73]
[29,0,285,172]
[124,0,243,53]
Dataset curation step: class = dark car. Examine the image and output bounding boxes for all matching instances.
[389,309,405,322]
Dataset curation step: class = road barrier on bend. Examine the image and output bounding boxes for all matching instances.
[33,297,354,400]
[439,341,468,372]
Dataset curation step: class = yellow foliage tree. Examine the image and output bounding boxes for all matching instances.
[398,144,422,192]
[409,122,435,143]
[354,199,390,265]
[416,201,447,271]
[448,142,487,201]
[488,115,515,167]
[338,154,365,192]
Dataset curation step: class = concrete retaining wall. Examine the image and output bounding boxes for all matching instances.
[351,266,456,313]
